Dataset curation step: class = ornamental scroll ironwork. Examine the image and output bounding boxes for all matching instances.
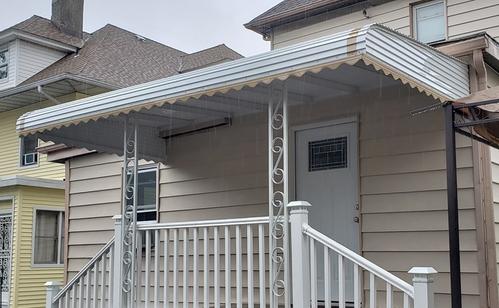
[0,215,11,294]
[121,121,138,306]
[268,86,289,307]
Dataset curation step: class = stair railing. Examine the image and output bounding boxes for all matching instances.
[289,201,437,308]
[45,237,115,308]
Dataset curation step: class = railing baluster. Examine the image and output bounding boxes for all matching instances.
[79,277,84,308]
[93,261,98,308]
[73,284,78,308]
[354,264,360,308]
[193,228,198,307]
[213,226,219,308]
[247,225,254,308]
[137,232,143,305]
[183,228,189,308]
[258,224,265,308]
[370,273,376,308]
[86,272,91,308]
[109,246,114,307]
[145,230,151,308]
[403,293,409,308]
[236,225,242,308]
[154,229,160,308]
[225,226,231,306]
[338,255,345,308]
[100,254,106,308]
[324,247,330,308]
[203,227,209,308]
[173,229,179,308]
[310,238,317,308]
[66,287,71,308]
[163,229,169,308]
[386,283,392,308]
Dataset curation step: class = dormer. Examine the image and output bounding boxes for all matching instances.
[0,0,84,91]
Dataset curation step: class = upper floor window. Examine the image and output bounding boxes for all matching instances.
[33,209,65,265]
[20,135,39,167]
[0,49,7,81]
[413,0,446,44]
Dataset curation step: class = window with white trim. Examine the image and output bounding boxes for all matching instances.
[0,49,8,81]
[33,210,64,265]
[127,167,158,222]
[413,0,446,44]
[20,135,39,167]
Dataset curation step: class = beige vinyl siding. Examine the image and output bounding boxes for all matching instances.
[15,40,65,84]
[490,148,499,296]
[272,0,499,49]
[66,84,480,306]
[66,153,122,278]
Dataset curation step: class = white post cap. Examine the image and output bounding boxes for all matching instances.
[409,267,438,275]
[288,201,312,208]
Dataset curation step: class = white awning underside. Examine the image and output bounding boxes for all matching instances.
[16,24,470,162]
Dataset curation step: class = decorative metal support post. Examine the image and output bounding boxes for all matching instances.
[409,267,438,308]
[289,201,312,307]
[268,84,290,307]
[121,120,139,307]
[444,103,462,308]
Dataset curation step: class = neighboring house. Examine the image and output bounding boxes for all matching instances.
[0,1,241,307]
[25,1,499,308]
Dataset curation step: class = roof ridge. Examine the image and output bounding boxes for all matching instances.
[96,23,188,55]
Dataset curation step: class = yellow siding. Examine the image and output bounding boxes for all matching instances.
[11,186,65,308]
[0,94,79,180]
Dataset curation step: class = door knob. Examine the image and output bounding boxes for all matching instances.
[353,217,360,223]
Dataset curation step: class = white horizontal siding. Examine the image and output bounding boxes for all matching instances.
[15,40,65,84]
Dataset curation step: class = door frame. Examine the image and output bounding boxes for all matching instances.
[0,195,14,308]
[290,115,361,253]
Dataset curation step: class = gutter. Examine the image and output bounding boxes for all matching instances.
[0,73,118,100]
[0,29,80,52]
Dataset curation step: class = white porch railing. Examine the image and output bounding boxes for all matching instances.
[134,216,270,307]
[46,237,115,308]
[289,201,437,308]
[47,202,437,308]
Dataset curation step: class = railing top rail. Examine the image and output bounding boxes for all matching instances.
[53,237,115,302]
[303,224,414,297]
[137,216,270,230]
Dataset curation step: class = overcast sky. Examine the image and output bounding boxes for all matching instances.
[0,0,282,56]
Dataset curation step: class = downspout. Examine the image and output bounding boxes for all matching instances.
[37,85,61,104]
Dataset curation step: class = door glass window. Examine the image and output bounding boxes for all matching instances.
[309,136,348,171]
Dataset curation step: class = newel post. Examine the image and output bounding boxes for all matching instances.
[112,215,123,308]
[409,267,438,308]
[289,201,312,307]
[45,281,62,308]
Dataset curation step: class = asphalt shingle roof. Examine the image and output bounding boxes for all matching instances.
[9,15,86,48]
[21,25,242,88]
[246,0,367,34]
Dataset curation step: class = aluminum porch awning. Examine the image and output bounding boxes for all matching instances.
[16,24,470,161]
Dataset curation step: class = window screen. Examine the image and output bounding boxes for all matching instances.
[126,167,158,222]
[309,136,348,171]
[413,0,446,43]
[34,210,64,265]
